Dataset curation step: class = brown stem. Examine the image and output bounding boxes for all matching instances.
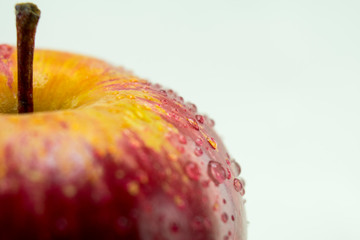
[16,3,41,113]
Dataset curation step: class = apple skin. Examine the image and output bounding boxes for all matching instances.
[0,44,247,240]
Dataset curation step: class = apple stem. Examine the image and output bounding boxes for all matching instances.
[16,3,41,114]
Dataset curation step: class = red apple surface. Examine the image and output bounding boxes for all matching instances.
[0,43,247,240]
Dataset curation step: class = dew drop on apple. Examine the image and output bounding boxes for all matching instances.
[208,118,215,127]
[207,161,226,185]
[187,102,197,113]
[195,138,203,146]
[204,115,215,127]
[166,89,175,97]
[178,134,187,144]
[221,213,228,223]
[159,89,167,96]
[231,160,241,176]
[187,118,200,130]
[195,114,205,124]
[185,162,201,181]
[240,188,245,196]
[240,177,246,187]
[177,146,185,153]
[233,178,244,193]
[194,147,203,157]
[154,83,162,89]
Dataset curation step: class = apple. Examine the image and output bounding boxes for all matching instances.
[0,3,247,240]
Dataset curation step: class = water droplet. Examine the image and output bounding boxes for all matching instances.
[231,160,241,176]
[231,215,235,221]
[177,146,185,153]
[240,177,246,187]
[195,138,203,146]
[226,168,232,179]
[195,114,205,124]
[187,103,197,112]
[221,213,228,223]
[194,147,203,157]
[167,89,175,96]
[185,162,201,181]
[187,118,199,130]
[170,222,179,233]
[240,188,245,196]
[178,134,187,144]
[161,98,168,104]
[234,178,244,193]
[207,161,226,185]
[207,137,217,149]
[208,118,215,127]
[159,89,167,96]
[179,96,184,102]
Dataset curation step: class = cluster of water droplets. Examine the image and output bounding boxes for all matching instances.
[151,84,246,237]
[162,88,246,198]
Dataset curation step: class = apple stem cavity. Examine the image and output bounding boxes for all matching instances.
[16,3,41,114]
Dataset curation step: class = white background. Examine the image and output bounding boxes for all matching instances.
[1,0,360,239]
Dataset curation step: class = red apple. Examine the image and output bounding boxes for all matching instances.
[0,3,247,240]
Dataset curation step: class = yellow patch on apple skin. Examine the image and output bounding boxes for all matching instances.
[207,137,217,150]
[0,46,184,186]
[127,181,140,196]
[27,170,43,182]
[63,184,77,198]
[173,195,185,208]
